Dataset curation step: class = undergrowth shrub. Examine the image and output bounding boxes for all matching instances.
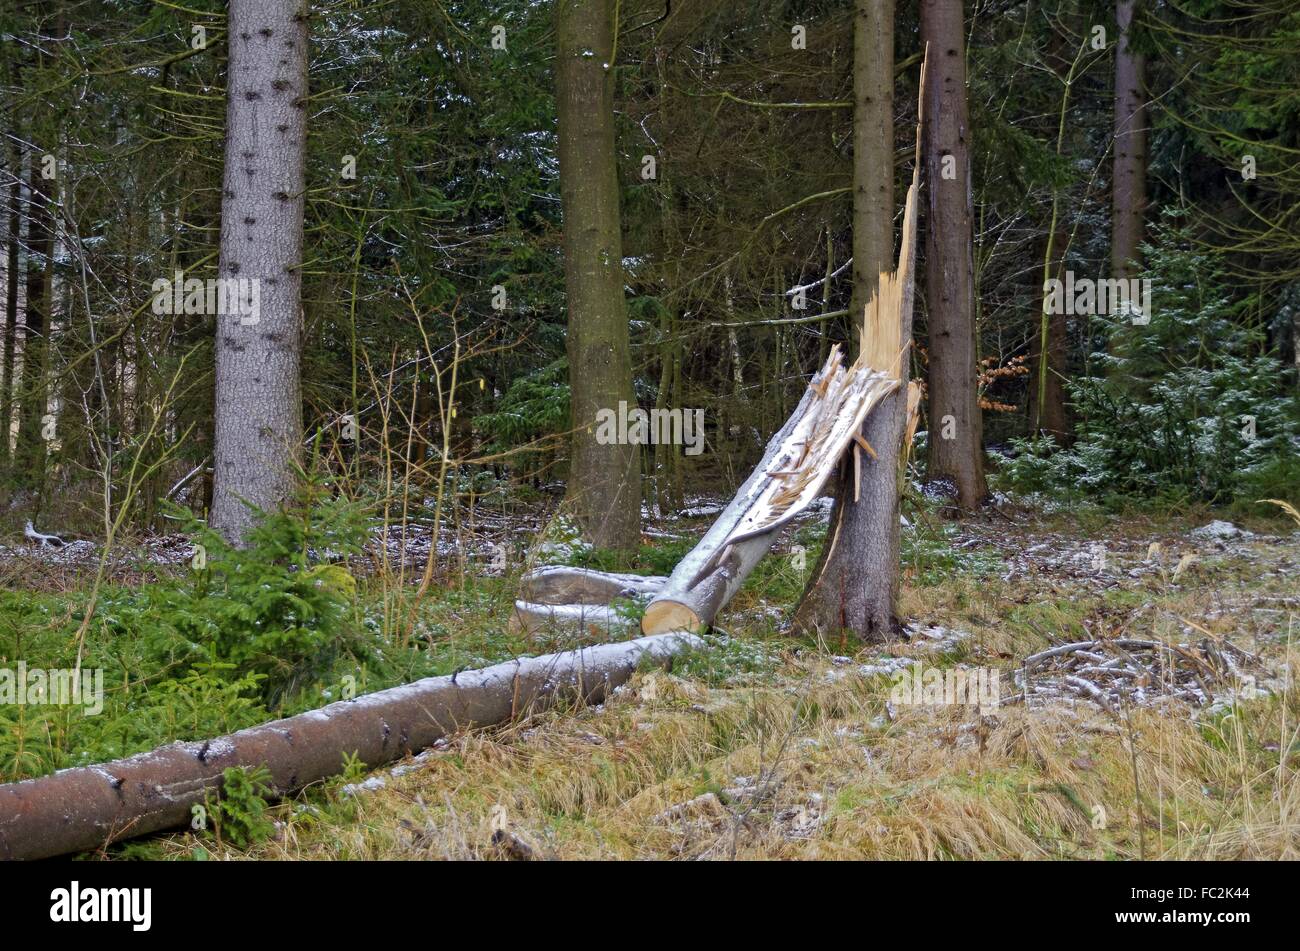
[475,358,569,453]
[203,765,277,849]
[106,483,370,706]
[1003,222,1300,504]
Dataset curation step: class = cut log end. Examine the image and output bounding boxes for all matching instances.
[641,599,704,636]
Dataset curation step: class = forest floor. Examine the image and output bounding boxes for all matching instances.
[89,496,1294,862]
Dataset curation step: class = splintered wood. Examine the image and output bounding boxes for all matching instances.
[642,58,927,634]
[716,345,898,548]
[641,343,901,633]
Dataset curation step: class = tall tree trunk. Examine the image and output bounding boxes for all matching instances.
[15,135,54,493]
[819,227,834,365]
[849,2,897,356]
[792,0,901,641]
[555,0,640,551]
[921,0,986,510]
[653,306,682,515]
[1028,312,1069,441]
[1111,0,1147,280]
[1,137,19,472]
[210,0,309,543]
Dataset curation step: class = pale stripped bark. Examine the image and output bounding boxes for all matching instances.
[210,0,309,542]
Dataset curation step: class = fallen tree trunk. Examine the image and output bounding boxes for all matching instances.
[0,631,701,861]
[517,565,666,605]
[510,566,667,635]
[641,347,898,635]
[509,600,636,636]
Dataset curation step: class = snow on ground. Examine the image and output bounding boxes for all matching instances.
[0,499,553,584]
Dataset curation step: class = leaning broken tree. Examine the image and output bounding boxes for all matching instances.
[505,345,902,640]
[790,17,925,642]
[640,346,899,635]
[526,60,932,643]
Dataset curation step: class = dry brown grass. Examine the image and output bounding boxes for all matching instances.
[168,636,1297,861]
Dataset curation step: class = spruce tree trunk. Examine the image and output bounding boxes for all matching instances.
[555,0,640,552]
[792,0,902,641]
[653,306,678,515]
[921,0,986,511]
[1030,25,1075,443]
[0,631,700,860]
[210,0,309,543]
[849,1,896,358]
[1111,0,1147,280]
[1,135,19,472]
[14,134,54,492]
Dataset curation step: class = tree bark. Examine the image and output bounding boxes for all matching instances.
[1028,310,1069,441]
[921,0,986,510]
[210,0,309,543]
[0,631,701,860]
[792,0,904,642]
[848,0,897,356]
[14,129,54,493]
[1030,23,1077,443]
[555,0,640,552]
[518,564,666,604]
[1111,0,1147,280]
[1,132,19,472]
[653,306,680,514]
